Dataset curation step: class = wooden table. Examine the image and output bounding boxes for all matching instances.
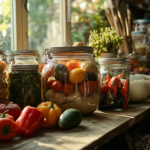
[1,99,150,150]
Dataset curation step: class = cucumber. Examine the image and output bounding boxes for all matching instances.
[58,108,82,130]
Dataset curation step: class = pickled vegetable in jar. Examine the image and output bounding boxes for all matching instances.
[98,57,130,110]
[41,46,100,115]
[0,50,10,78]
[8,65,41,109]
[0,72,8,104]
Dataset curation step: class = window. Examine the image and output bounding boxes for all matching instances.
[0,0,12,52]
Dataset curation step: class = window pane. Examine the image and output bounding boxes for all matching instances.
[0,0,11,51]
[71,0,107,45]
[28,0,63,61]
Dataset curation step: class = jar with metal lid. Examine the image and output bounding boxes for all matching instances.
[41,46,100,115]
[131,31,148,56]
[9,50,41,65]
[98,57,129,110]
[8,65,41,109]
[0,50,9,75]
[0,71,8,104]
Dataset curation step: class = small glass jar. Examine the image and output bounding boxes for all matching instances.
[0,72,8,104]
[41,46,100,115]
[8,65,41,109]
[98,57,129,110]
[131,31,148,56]
[0,50,9,75]
[9,50,41,65]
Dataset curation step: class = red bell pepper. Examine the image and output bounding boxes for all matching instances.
[16,106,44,137]
[108,77,118,97]
[120,87,129,109]
[0,111,18,141]
[105,74,111,84]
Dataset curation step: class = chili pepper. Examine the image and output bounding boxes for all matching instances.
[120,87,128,109]
[118,74,123,79]
[108,77,118,97]
[16,106,44,137]
[118,80,123,89]
[101,85,112,95]
[123,79,129,89]
[105,74,111,84]
[37,101,62,128]
[0,111,18,141]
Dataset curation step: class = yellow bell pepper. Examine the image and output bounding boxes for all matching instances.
[37,101,62,128]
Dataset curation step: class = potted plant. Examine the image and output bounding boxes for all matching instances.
[89,27,123,57]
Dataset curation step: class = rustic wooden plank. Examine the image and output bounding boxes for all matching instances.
[1,111,132,150]
[1,99,150,150]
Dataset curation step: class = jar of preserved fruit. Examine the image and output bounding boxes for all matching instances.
[0,50,10,76]
[41,46,100,115]
[0,71,8,104]
[98,57,129,110]
[8,65,41,109]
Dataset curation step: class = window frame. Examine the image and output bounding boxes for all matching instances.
[12,0,71,50]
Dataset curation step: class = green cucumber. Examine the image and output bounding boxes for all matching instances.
[58,108,82,130]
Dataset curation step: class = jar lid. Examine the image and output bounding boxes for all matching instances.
[11,64,39,71]
[11,50,39,55]
[49,46,94,54]
[134,19,150,24]
[131,31,146,35]
[98,57,126,64]
[119,53,139,59]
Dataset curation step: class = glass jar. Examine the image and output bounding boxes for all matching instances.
[0,72,8,104]
[131,31,148,56]
[0,50,9,75]
[8,65,41,109]
[9,50,41,65]
[41,46,100,115]
[98,57,129,110]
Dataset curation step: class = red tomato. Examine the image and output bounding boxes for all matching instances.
[45,68,55,90]
[0,101,21,120]
[47,77,56,89]
[62,83,75,96]
[52,81,63,92]
[79,81,98,96]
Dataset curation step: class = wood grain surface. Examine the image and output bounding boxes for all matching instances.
[1,99,150,150]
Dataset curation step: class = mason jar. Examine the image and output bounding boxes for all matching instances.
[98,57,129,110]
[41,46,100,115]
[8,65,41,109]
[0,50,10,77]
[0,71,8,104]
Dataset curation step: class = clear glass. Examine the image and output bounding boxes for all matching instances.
[0,73,8,104]
[28,0,63,61]
[0,0,11,51]
[132,33,148,56]
[8,69,41,109]
[99,62,129,110]
[41,52,100,115]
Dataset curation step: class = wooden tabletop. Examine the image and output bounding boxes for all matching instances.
[1,99,150,150]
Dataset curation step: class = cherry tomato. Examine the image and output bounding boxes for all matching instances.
[52,81,63,92]
[45,67,55,90]
[62,83,75,96]
[79,81,98,96]
[47,77,56,89]
[66,61,80,71]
